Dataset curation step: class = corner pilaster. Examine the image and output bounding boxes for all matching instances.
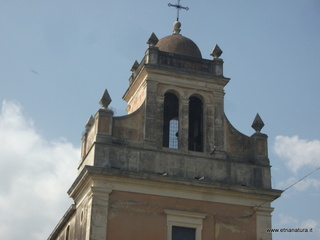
[145,46,159,65]
[144,79,158,145]
[86,187,112,240]
[252,133,269,165]
[213,90,225,152]
[204,103,215,154]
[180,98,189,151]
[156,95,165,147]
[256,206,274,240]
[97,109,113,134]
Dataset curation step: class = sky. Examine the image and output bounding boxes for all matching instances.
[0,0,319,239]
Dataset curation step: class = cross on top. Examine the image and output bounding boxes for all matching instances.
[168,0,189,21]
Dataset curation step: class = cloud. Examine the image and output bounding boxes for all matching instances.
[276,214,320,237]
[278,213,299,227]
[301,219,318,230]
[0,100,80,240]
[293,178,320,191]
[274,135,320,173]
[277,177,320,192]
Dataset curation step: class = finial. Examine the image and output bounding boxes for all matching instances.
[173,21,181,34]
[99,89,112,109]
[147,32,159,46]
[168,0,189,21]
[211,44,223,59]
[251,113,265,133]
[85,115,94,132]
[130,60,139,72]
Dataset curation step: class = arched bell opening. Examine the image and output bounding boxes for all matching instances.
[188,96,203,152]
[163,92,179,149]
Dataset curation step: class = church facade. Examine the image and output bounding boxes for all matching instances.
[48,21,282,240]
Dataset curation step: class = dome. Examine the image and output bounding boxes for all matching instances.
[156,34,202,58]
[155,21,202,58]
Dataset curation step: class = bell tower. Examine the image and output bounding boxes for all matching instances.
[123,21,228,157]
[49,20,282,240]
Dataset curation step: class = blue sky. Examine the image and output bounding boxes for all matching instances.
[0,0,319,239]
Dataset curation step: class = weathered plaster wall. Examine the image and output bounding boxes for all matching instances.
[113,103,145,141]
[107,190,256,240]
[225,117,253,162]
[91,142,271,188]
